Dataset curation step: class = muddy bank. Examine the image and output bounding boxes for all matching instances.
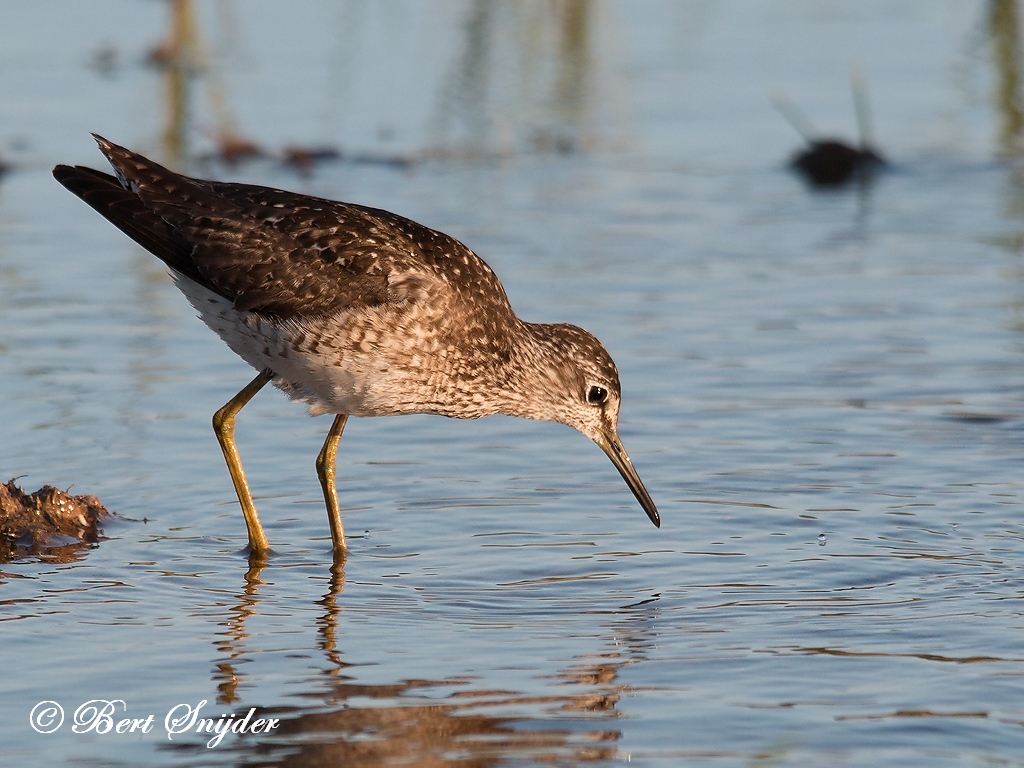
[0,480,111,562]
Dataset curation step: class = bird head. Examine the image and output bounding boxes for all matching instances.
[516,323,661,528]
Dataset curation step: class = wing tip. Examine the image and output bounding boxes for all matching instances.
[91,133,115,155]
[52,163,74,183]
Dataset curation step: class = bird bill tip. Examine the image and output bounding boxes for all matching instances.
[598,429,661,528]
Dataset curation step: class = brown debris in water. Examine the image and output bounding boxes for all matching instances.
[0,480,111,563]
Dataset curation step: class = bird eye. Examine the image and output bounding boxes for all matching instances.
[586,385,608,405]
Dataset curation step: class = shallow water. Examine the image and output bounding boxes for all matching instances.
[2,1,1023,765]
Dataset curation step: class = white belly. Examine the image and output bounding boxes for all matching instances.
[172,273,442,418]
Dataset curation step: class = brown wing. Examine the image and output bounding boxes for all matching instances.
[52,136,483,317]
[199,181,512,309]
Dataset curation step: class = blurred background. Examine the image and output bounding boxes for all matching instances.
[1,1,1017,171]
[3,2,1024,766]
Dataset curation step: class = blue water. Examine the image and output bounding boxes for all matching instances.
[2,1,1023,765]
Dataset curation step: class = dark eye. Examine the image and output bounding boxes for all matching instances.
[586,385,608,405]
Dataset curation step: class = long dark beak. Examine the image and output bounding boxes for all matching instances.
[597,428,661,528]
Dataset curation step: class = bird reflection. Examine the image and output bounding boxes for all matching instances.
[315,561,348,676]
[212,552,269,705]
[195,559,648,766]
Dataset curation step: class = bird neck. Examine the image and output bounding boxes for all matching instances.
[485,321,573,424]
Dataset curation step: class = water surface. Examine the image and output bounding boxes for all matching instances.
[1,2,1023,766]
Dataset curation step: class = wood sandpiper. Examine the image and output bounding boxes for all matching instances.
[53,136,660,558]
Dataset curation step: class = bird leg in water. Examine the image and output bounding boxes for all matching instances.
[316,414,349,557]
[212,368,274,552]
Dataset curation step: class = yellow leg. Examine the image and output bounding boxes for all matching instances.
[316,414,349,557]
[212,368,274,553]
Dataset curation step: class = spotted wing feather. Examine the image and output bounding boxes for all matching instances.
[52,136,498,318]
